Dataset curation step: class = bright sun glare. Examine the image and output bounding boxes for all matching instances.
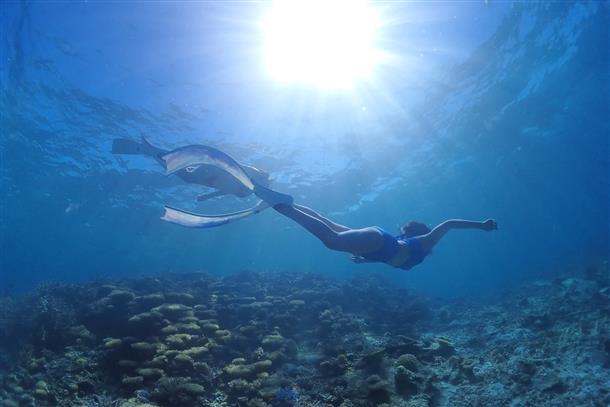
[262,0,380,89]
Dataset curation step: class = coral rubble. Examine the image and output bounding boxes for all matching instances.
[0,261,608,406]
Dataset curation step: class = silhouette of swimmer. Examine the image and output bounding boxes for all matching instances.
[256,188,497,271]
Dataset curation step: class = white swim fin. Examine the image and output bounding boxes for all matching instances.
[112,137,164,157]
[161,201,270,228]
[112,138,147,155]
[161,145,255,191]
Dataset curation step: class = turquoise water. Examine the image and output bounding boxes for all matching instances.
[0,1,608,297]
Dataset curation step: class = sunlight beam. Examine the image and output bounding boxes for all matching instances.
[262,0,380,89]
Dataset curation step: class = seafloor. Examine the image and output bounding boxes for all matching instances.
[0,262,608,407]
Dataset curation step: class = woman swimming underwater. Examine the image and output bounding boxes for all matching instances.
[255,190,497,271]
[153,143,497,270]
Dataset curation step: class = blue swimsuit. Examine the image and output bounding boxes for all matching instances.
[361,227,428,270]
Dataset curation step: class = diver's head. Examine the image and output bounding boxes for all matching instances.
[399,221,430,237]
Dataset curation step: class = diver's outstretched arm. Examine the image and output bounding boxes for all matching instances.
[197,190,228,202]
[422,219,497,251]
[293,204,351,233]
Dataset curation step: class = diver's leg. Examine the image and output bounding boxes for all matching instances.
[335,228,385,254]
[293,204,351,232]
[274,204,383,253]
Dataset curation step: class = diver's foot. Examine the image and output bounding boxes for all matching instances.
[253,184,294,206]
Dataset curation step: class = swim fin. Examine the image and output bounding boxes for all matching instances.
[112,138,146,155]
[162,144,293,205]
[112,137,163,157]
[161,200,269,228]
[161,145,255,191]
[197,190,227,202]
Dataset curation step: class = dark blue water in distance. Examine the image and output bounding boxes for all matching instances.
[0,1,608,298]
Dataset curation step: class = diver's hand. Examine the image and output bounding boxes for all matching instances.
[482,219,498,231]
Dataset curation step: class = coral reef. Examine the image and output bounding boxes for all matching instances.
[0,260,608,406]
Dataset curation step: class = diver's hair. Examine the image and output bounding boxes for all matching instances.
[400,221,431,237]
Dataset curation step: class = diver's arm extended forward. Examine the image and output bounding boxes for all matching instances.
[422,219,497,251]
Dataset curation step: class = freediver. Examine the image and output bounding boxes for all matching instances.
[254,190,497,271]
[154,143,498,269]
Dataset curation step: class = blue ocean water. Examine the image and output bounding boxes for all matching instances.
[0,1,608,298]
